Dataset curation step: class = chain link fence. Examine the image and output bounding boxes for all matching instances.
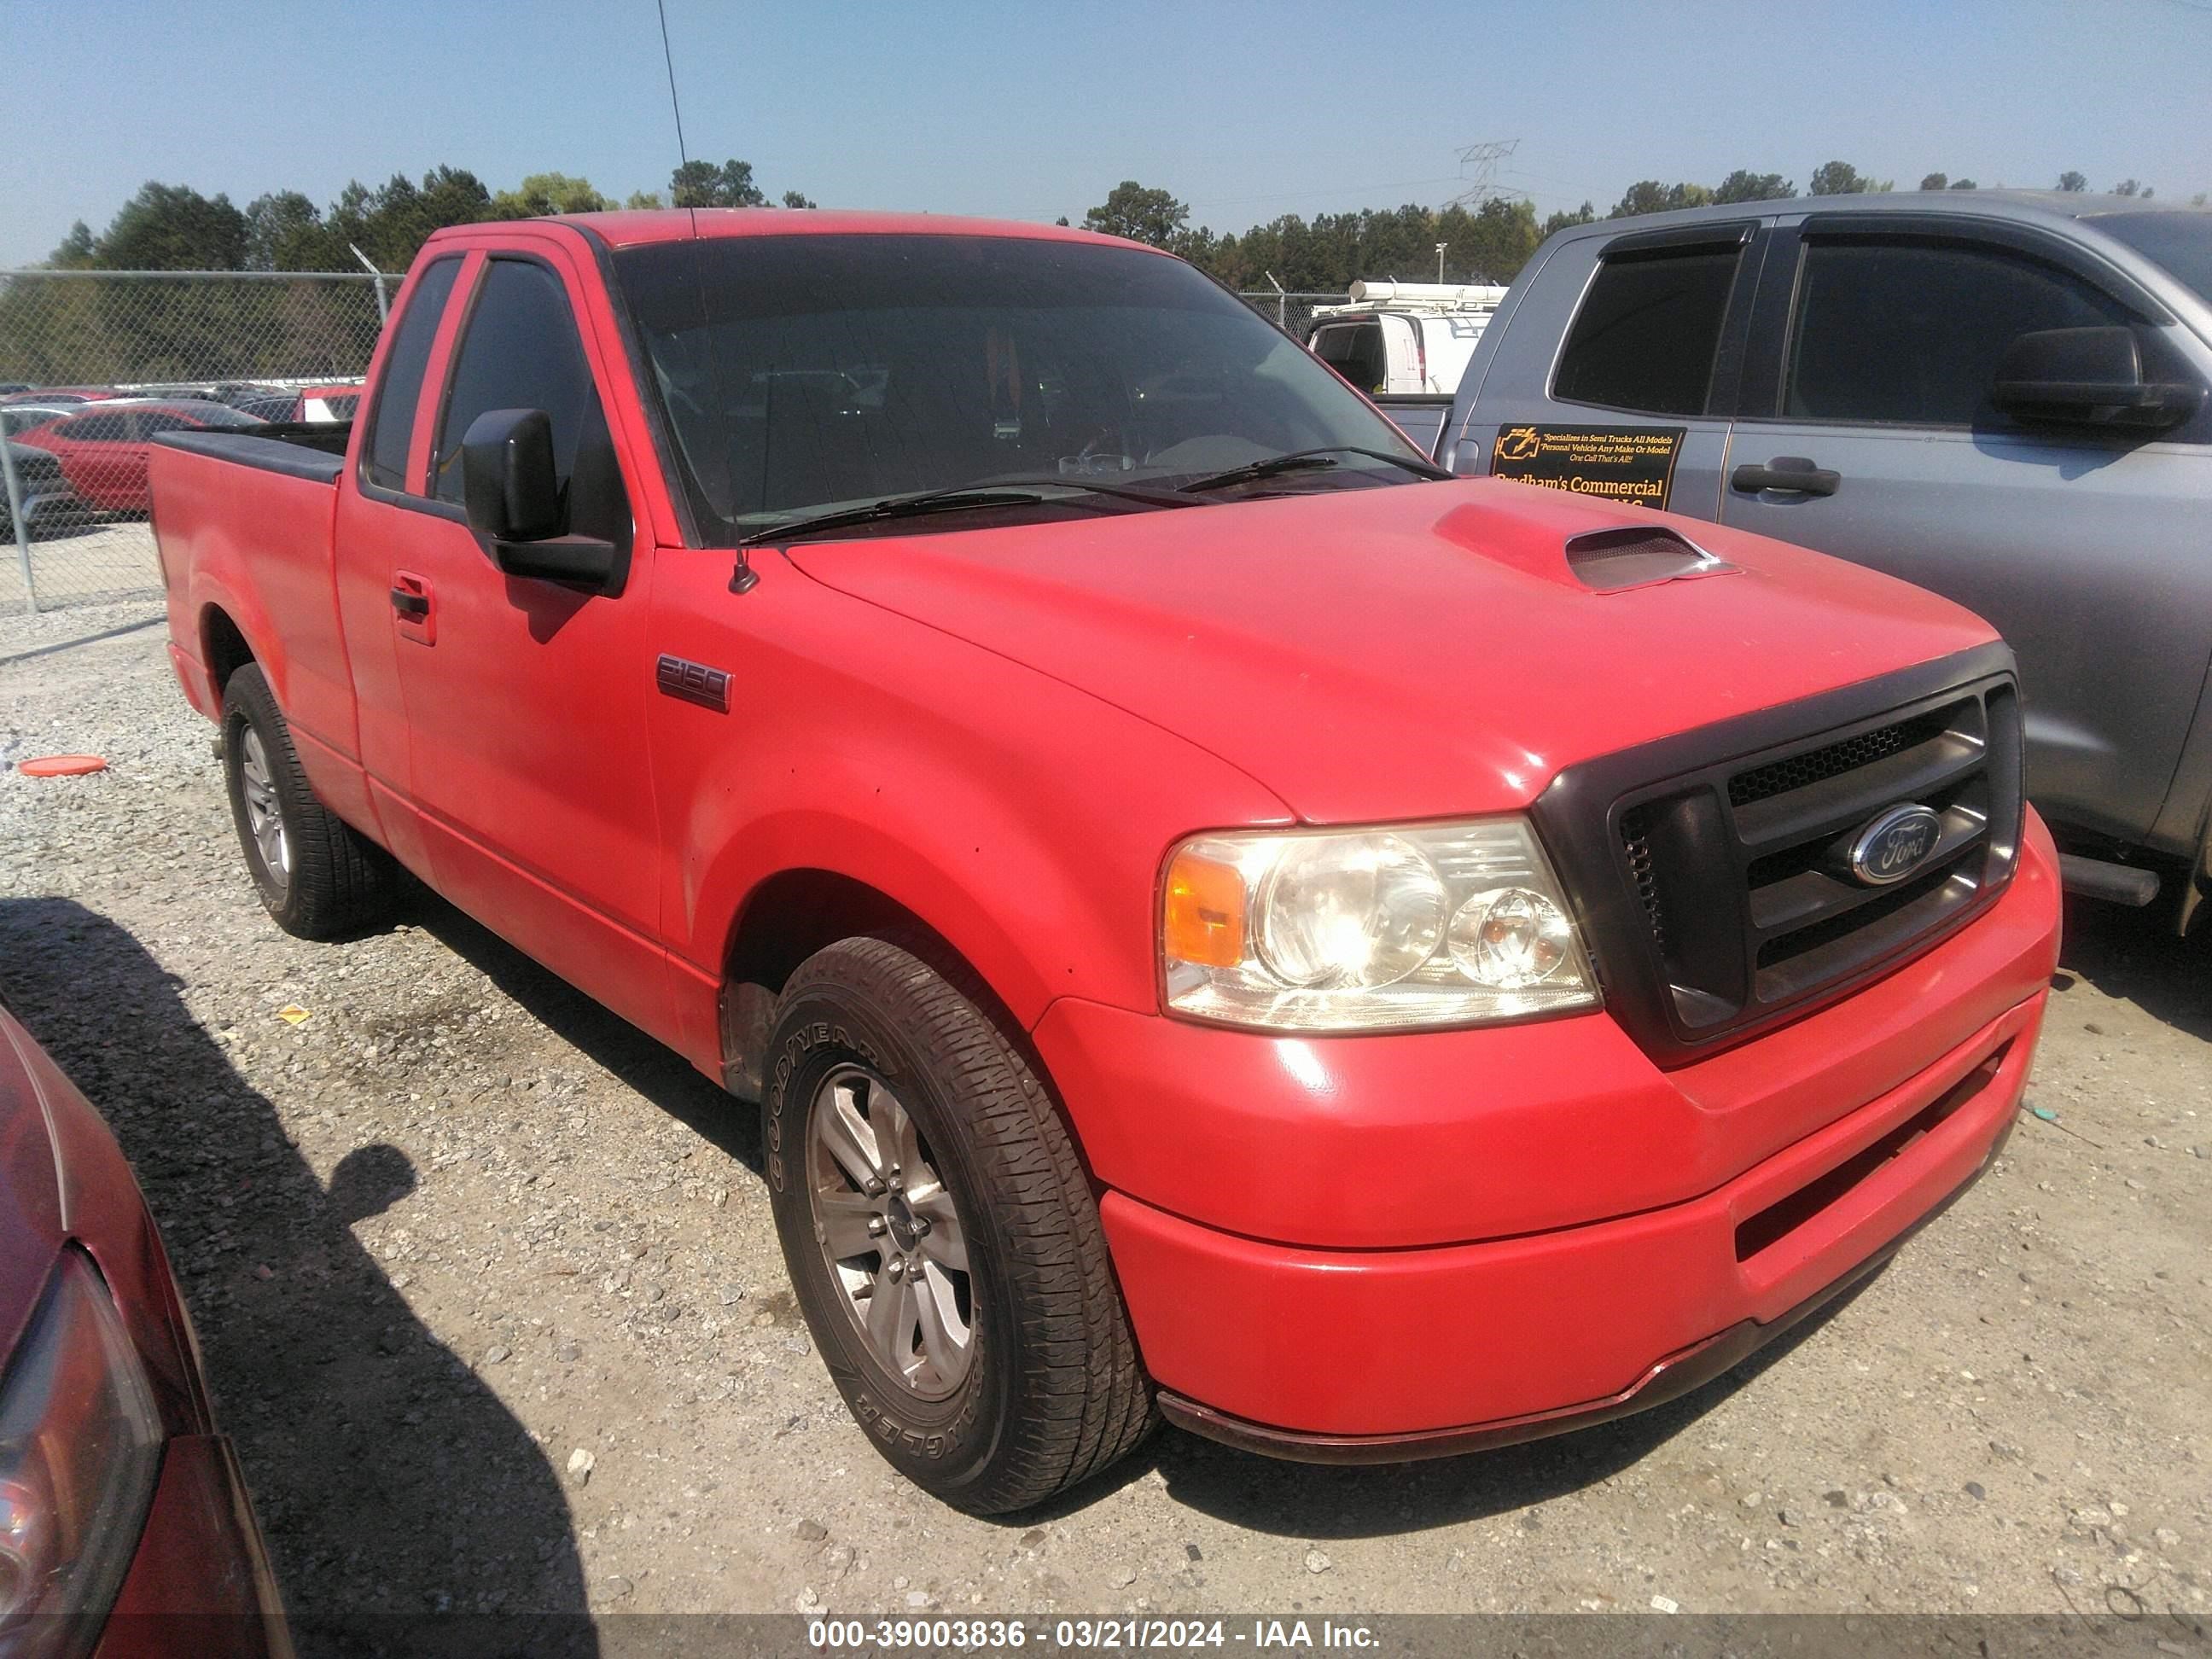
[0,270,388,614]
[1237,291,1351,340]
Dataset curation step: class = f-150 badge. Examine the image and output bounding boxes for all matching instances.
[656,655,731,713]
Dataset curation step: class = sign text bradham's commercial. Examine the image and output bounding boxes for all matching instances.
[1489,424,1686,509]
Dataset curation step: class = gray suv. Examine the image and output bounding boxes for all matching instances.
[1424,192,2212,927]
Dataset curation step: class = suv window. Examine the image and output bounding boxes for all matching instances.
[434,259,604,507]
[1786,240,2133,426]
[1313,322,1388,393]
[1553,244,1744,416]
[363,254,461,492]
[131,412,193,436]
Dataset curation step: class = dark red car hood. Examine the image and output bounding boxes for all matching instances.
[788,479,2001,824]
[0,1011,68,1358]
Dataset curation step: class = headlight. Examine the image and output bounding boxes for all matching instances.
[0,1249,165,1659]
[1161,818,1600,1032]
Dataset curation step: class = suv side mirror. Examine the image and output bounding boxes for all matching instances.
[459,408,620,591]
[1991,326,2203,431]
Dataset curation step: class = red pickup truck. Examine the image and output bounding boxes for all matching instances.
[152,209,2061,1514]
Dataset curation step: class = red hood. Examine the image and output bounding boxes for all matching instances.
[787,479,2000,824]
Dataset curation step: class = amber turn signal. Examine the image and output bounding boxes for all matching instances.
[1162,850,1247,968]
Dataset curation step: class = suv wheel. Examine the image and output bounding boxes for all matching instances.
[765,936,1153,1513]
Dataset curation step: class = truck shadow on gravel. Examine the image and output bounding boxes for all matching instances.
[1126,1273,1883,1539]
[2054,895,2212,1044]
[395,888,764,1174]
[0,899,598,1659]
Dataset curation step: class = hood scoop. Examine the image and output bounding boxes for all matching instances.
[1563,526,1738,594]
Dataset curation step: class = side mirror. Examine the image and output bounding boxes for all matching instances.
[1991,326,2204,431]
[459,408,620,591]
[461,407,562,540]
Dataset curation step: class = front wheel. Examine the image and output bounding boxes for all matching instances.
[765,937,1153,1513]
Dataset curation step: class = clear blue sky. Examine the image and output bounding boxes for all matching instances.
[4,0,2207,267]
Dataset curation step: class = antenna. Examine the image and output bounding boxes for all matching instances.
[655,0,695,230]
[653,0,754,589]
[1447,140,1521,207]
[655,0,692,169]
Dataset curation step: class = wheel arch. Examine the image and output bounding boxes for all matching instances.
[713,861,1070,1126]
[201,602,257,693]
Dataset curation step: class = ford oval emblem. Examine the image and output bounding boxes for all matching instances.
[1848,803,1942,887]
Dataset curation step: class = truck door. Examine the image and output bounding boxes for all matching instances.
[379,242,671,1037]
[1718,213,2212,847]
[1452,221,1767,521]
[333,251,466,876]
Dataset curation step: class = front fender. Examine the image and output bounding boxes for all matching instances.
[649,559,1292,1064]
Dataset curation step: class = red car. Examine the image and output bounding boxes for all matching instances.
[151,210,2060,1513]
[0,999,289,1656]
[20,401,262,515]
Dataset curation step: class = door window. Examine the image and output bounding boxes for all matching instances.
[131,412,193,437]
[1553,244,1745,416]
[434,259,603,506]
[362,254,462,492]
[1313,322,1388,393]
[1784,240,2133,426]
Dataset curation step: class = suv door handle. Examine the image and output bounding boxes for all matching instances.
[1732,458,1842,497]
[389,587,429,620]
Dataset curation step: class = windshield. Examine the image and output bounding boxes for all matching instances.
[2095,211,2212,306]
[611,234,1429,542]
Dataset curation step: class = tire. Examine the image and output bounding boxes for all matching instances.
[765,936,1153,1513]
[221,662,398,939]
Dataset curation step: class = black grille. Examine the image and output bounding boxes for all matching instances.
[1728,712,1947,807]
[1531,647,2025,1066]
[1619,805,1667,950]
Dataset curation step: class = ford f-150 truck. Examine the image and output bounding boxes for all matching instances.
[152,209,2060,1514]
[1421,191,2212,933]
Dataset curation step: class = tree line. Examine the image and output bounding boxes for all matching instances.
[1081,165,2192,293]
[23,156,2198,295]
[38,160,816,276]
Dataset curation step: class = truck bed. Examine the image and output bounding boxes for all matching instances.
[155,424,352,484]
[152,426,354,756]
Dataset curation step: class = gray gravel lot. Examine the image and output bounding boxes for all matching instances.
[2,602,2207,1628]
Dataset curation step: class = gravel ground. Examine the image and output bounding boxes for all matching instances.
[2,602,2207,1630]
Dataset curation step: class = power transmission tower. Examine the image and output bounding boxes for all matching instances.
[1448,140,1521,207]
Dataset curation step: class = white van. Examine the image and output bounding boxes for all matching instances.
[1305,280,1507,396]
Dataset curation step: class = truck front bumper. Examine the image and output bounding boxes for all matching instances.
[1031,813,2060,1446]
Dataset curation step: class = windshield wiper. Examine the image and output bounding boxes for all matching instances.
[741,477,1194,546]
[1177,445,1453,494]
